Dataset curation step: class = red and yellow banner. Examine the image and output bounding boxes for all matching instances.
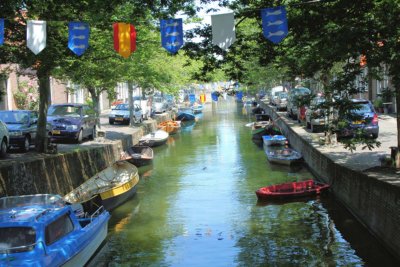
[113,23,136,58]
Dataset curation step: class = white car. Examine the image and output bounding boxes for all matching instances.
[109,103,143,125]
[0,119,10,157]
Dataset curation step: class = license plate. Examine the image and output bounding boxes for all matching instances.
[52,130,60,135]
[353,120,363,125]
[115,118,124,121]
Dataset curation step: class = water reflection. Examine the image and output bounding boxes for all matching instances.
[90,98,399,266]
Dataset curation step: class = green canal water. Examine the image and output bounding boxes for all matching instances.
[91,98,398,267]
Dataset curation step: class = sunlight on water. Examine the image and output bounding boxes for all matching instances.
[89,97,398,267]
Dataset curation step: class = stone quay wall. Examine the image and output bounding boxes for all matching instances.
[0,114,172,197]
[261,103,400,260]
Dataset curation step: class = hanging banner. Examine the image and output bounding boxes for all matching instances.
[113,23,136,58]
[160,18,183,54]
[27,20,47,55]
[261,6,288,44]
[0,19,4,46]
[211,13,236,51]
[68,22,90,56]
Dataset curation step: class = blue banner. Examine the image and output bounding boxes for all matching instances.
[0,19,4,45]
[261,6,288,44]
[160,18,183,54]
[189,94,196,104]
[68,22,90,56]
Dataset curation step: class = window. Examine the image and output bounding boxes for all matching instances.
[0,227,36,253]
[45,213,74,245]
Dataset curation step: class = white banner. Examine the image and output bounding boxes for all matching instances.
[211,13,236,51]
[27,20,46,55]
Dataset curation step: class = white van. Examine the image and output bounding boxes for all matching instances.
[269,86,284,105]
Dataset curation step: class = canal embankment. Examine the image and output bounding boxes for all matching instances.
[0,112,172,197]
[260,102,400,260]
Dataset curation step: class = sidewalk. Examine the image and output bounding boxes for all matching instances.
[286,113,397,171]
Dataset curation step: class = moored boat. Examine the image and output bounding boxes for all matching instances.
[191,103,203,114]
[158,120,181,135]
[122,145,154,167]
[264,145,303,166]
[255,179,330,200]
[63,161,139,211]
[0,194,110,266]
[176,107,196,121]
[139,129,169,147]
[262,135,287,146]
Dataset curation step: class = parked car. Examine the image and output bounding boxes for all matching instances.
[152,96,169,114]
[109,103,143,125]
[133,96,151,120]
[0,110,51,152]
[305,95,327,132]
[274,91,288,111]
[287,87,311,119]
[336,99,379,139]
[269,86,284,105]
[47,103,96,143]
[0,119,9,157]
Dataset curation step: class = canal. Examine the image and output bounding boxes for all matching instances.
[91,98,399,266]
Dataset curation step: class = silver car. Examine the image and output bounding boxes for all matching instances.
[109,103,143,125]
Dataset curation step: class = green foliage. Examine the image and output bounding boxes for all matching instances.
[14,81,39,110]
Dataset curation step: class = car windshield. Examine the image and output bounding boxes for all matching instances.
[278,92,287,98]
[114,104,129,110]
[154,97,164,103]
[0,227,36,253]
[0,112,29,124]
[48,106,82,117]
[350,103,372,115]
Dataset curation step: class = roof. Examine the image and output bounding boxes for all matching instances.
[0,205,67,225]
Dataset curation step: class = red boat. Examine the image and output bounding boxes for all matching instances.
[255,179,330,200]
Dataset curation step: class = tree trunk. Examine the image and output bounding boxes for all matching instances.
[35,71,50,152]
[128,82,134,127]
[88,86,100,130]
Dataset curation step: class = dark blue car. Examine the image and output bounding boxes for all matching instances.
[47,104,96,143]
[0,110,43,152]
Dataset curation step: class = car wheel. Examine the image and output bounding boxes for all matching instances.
[0,139,7,157]
[306,122,311,129]
[76,129,83,144]
[371,133,378,139]
[109,119,114,125]
[21,136,30,152]
[311,123,317,133]
[89,127,96,140]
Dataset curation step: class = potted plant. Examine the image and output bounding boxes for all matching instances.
[373,98,384,113]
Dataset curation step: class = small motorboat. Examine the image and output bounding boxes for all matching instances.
[0,194,110,266]
[264,146,303,166]
[176,107,196,121]
[191,103,203,114]
[251,122,281,146]
[139,129,169,147]
[158,120,181,135]
[262,135,287,146]
[63,161,139,211]
[121,145,154,167]
[255,179,330,200]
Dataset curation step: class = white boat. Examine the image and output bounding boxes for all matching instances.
[139,129,169,147]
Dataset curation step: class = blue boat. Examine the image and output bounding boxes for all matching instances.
[0,194,110,266]
[264,145,303,166]
[176,107,196,121]
[191,104,203,114]
[262,135,288,146]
